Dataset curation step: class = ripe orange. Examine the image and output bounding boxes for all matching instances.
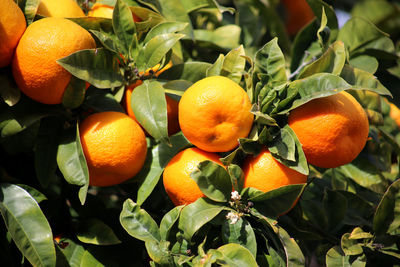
[12,17,96,105]
[179,76,254,152]
[163,147,223,206]
[288,91,369,168]
[389,102,400,128]
[37,0,85,17]
[88,2,141,22]
[243,148,307,192]
[79,111,147,187]
[282,0,315,36]
[0,0,26,67]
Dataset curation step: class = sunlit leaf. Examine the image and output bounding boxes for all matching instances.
[0,184,55,267]
[120,199,161,242]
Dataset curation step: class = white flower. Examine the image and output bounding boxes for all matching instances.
[226,212,240,224]
[231,191,241,201]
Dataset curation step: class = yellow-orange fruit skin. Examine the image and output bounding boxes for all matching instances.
[243,148,308,193]
[163,147,222,206]
[12,17,96,104]
[37,0,85,18]
[79,111,147,187]
[288,91,369,168]
[88,2,141,21]
[389,103,400,128]
[179,76,254,153]
[0,0,26,67]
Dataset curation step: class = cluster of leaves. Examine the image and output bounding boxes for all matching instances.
[1,0,400,266]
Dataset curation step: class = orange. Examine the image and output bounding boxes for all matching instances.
[163,147,223,206]
[12,17,96,104]
[288,91,369,168]
[178,76,254,152]
[88,2,141,21]
[389,102,400,128]
[0,0,26,67]
[79,111,147,187]
[282,0,315,36]
[37,0,85,17]
[243,148,307,192]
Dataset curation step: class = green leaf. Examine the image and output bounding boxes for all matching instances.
[351,0,397,26]
[336,158,386,191]
[157,0,194,39]
[207,54,225,77]
[136,33,184,72]
[316,7,329,49]
[76,218,121,246]
[269,125,309,175]
[0,183,56,267]
[254,38,287,87]
[191,160,232,203]
[145,240,173,265]
[90,30,120,54]
[136,133,191,205]
[323,189,347,231]
[290,19,319,73]
[341,233,364,256]
[326,246,366,267]
[348,227,373,240]
[120,199,161,242]
[84,87,125,113]
[220,45,246,83]
[178,198,227,241]
[227,164,245,193]
[193,25,241,50]
[0,97,55,137]
[144,21,188,43]
[159,206,183,241]
[163,80,193,95]
[158,62,212,82]
[337,17,389,54]
[16,184,47,204]
[278,73,352,114]
[56,123,89,205]
[20,0,40,25]
[306,0,339,40]
[113,0,137,56]
[349,55,379,74]
[34,117,62,188]
[62,76,86,109]
[222,218,257,258]
[216,243,258,267]
[340,64,392,96]
[298,41,346,79]
[277,226,306,267]
[131,80,169,143]
[81,250,105,267]
[57,48,124,89]
[373,179,400,236]
[244,184,307,218]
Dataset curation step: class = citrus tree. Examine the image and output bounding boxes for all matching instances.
[1,0,400,266]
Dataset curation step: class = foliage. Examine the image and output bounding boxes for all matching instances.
[1,0,400,266]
